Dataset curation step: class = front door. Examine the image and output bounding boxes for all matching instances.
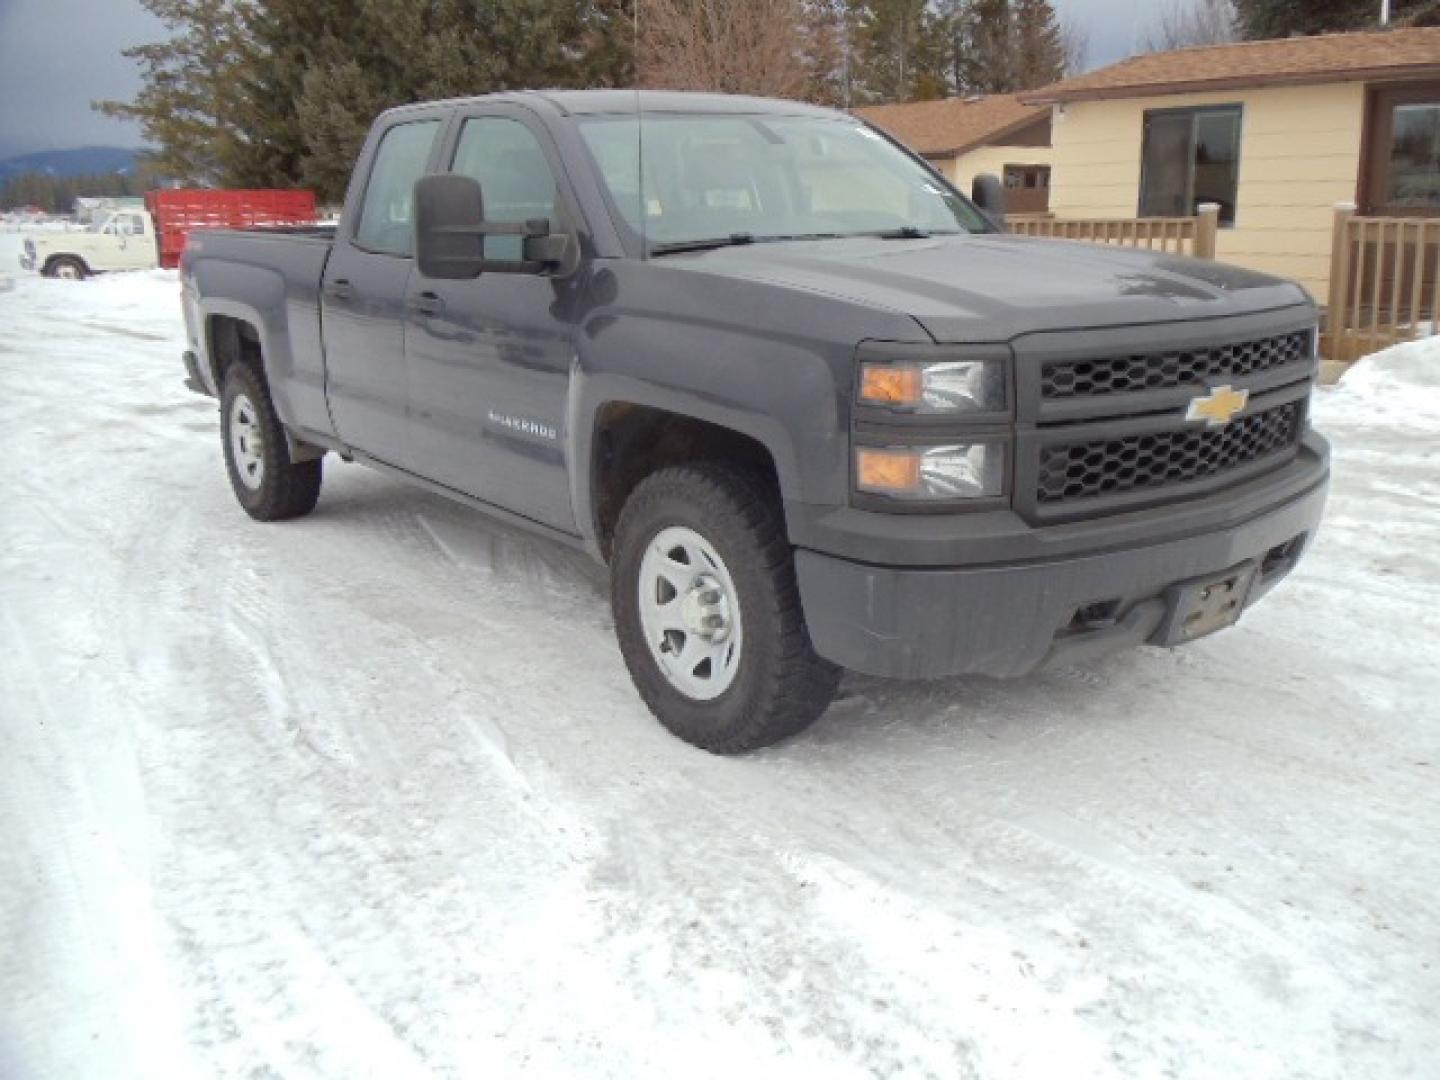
[112,213,154,269]
[320,117,443,466]
[404,109,582,533]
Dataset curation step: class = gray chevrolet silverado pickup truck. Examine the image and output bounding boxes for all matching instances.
[180,90,1329,753]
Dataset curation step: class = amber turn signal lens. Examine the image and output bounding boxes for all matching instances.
[856,448,922,494]
[859,365,923,407]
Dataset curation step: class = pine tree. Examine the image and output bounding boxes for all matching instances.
[95,0,256,185]
[849,0,1067,102]
[1234,0,1439,37]
[297,0,635,199]
[0,170,151,213]
[929,0,985,96]
[99,0,635,202]
[967,0,1013,93]
[849,0,935,102]
[803,0,859,106]
[1396,0,1440,26]
[1011,0,1065,89]
[232,1,364,190]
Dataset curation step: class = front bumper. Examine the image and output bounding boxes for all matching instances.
[795,460,1328,680]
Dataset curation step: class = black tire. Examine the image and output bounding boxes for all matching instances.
[45,256,88,281]
[220,363,322,521]
[611,462,840,753]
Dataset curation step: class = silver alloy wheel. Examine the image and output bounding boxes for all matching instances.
[638,525,744,700]
[228,392,265,491]
[55,262,80,280]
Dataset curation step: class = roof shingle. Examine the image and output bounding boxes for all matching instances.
[854,94,1046,157]
[1024,26,1440,104]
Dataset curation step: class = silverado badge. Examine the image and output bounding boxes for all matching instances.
[1185,385,1249,427]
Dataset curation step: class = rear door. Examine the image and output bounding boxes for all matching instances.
[321,115,443,467]
[403,105,583,532]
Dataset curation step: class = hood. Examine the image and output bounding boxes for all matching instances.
[662,233,1312,341]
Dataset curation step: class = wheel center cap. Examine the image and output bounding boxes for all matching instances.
[680,576,730,641]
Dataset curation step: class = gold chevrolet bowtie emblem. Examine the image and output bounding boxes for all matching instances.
[1185,384,1249,427]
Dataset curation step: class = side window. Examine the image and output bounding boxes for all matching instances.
[119,214,144,235]
[355,119,442,256]
[451,118,559,261]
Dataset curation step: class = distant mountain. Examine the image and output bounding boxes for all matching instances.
[0,147,142,181]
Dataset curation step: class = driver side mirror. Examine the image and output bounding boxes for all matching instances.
[970,173,1007,229]
[414,173,577,280]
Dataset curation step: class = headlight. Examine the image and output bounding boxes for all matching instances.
[856,443,1004,501]
[859,358,1006,414]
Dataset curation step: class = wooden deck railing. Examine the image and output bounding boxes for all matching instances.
[1006,204,1219,260]
[1324,205,1439,364]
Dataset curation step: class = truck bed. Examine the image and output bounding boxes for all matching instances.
[182,227,336,438]
[219,223,338,240]
[195,223,337,244]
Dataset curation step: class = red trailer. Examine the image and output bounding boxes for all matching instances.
[146,189,318,269]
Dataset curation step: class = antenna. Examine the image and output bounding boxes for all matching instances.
[634,0,647,258]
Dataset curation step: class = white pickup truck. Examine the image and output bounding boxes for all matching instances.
[20,210,159,279]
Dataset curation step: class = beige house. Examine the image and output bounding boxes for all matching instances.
[1023,28,1440,299]
[855,95,1054,213]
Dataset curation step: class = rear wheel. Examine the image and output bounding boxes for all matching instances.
[46,257,87,280]
[220,363,322,521]
[611,462,839,753]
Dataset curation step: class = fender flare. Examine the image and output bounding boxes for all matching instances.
[566,368,802,558]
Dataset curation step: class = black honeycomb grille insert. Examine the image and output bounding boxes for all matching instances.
[1041,331,1310,399]
[1036,402,1302,504]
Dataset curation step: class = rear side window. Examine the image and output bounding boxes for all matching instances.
[355,119,441,256]
[450,118,559,261]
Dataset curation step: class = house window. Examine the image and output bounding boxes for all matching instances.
[1364,83,1440,216]
[1003,164,1051,213]
[1139,105,1241,226]
[1003,165,1050,190]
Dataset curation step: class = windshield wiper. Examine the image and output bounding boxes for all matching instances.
[869,226,933,239]
[753,232,846,243]
[649,231,859,256]
[649,233,756,256]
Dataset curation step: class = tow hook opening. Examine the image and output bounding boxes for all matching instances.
[1261,534,1306,579]
[1069,599,1121,633]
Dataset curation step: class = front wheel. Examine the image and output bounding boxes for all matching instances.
[45,256,87,280]
[611,463,839,753]
[220,364,322,521]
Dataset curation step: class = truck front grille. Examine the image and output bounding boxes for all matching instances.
[1036,400,1302,505]
[1040,330,1310,399]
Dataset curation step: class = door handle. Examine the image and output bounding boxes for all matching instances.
[407,292,445,317]
[325,278,354,301]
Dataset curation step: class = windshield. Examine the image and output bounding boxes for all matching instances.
[577,113,992,253]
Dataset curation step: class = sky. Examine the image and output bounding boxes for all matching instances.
[0,0,1151,161]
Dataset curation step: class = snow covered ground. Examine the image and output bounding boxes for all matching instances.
[2,238,1438,1080]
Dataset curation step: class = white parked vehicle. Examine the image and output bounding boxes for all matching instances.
[20,210,159,279]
